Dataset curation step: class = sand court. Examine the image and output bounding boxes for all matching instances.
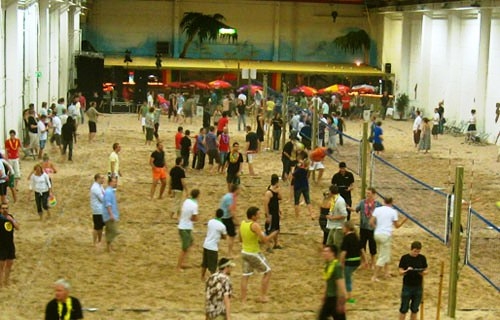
[0,113,498,319]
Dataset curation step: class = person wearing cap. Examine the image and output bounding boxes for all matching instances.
[239,206,278,303]
[331,162,355,220]
[205,257,234,320]
[45,279,83,320]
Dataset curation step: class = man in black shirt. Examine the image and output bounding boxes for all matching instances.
[45,279,83,320]
[271,113,283,150]
[398,241,428,320]
[226,142,243,190]
[281,135,295,182]
[331,162,355,220]
[169,157,187,218]
[150,142,167,199]
[180,130,192,168]
[0,203,19,287]
[27,109,39,155]
[245,125,259,176]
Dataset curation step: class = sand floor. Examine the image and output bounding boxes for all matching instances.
[0,112,498,319]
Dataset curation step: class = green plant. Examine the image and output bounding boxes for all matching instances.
[179,12,237,58]
[395,93,410,118]
[333,29,371,64]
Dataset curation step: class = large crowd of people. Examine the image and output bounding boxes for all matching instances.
[0,90,433,320]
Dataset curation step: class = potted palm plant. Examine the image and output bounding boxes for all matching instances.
[395,93,409,120]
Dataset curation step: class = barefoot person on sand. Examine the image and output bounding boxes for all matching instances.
[240,206,278,303]
[177,189,200,271]
[370,197,408,281]
[90,173,105,246]
[149,142,167,199]
[318,245,347,320]
[103,176,120,252]
[0,203,19,287]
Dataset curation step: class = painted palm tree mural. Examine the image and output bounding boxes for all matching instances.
[179,12,237,58]
[333,29,371,64]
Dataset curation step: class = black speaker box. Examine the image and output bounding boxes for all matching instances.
[75,55,104,97]
[384,63,392,74]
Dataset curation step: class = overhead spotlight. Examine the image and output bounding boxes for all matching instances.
[124,50,132,63]
[470,1,480,7]
[331,11,338,23]
[155,53,162,69]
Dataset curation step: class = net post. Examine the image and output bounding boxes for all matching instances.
[312,97,318,150]
[447,166,464,318]
[360,122,369,198]
[281,83,288,149]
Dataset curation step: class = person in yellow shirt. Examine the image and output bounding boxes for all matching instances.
[239,206,278,303]
[265,97,276,123]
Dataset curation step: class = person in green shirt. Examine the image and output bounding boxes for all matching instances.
[318,245,347,320]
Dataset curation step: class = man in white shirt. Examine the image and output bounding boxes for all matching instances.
[412,110,422,147]
[369,197,408,281]
[50,114,62,151]
[325,185,348,250]
[177,189,200,272]
[201,208,227,280]
[37,115,49,159]
[89,173,105,246]
[147,91,154,107]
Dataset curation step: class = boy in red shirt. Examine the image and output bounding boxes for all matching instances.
[4,130,21,189]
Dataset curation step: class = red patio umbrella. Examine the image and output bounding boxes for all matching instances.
[208,80,232,89]
[238,84,263,95]
[164,82,184,89]
[290,85,317,96]
[318,84,350,95]
[185,81,210,90]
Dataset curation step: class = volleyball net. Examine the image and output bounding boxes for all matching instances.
[329,131,362,175]
[369,153,499,291]
[464,208,500,291]
[370,153,449,243]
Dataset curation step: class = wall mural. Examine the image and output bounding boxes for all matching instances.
[85,24,378,64]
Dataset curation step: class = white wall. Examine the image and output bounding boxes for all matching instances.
[382,9,500,141]
[485,15,500,136]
